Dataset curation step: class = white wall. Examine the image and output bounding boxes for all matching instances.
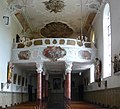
[0,0,23,92]
[85,0,120,91]
[11,65,28,93]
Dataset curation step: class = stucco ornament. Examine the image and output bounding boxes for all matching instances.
[42,0,65,13]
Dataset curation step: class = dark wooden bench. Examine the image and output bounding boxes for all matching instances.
[5,102,39,109]
[71,101,106,109]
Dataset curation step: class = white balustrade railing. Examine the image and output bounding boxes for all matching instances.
[11,38,97,63]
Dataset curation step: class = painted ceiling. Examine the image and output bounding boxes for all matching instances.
[6,0,103,39]
[5,0,105,73]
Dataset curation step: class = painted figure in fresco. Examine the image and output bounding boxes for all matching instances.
[95,58,102,83]
[43,46,66,61]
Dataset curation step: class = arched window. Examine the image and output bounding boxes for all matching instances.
[103,3,111,78]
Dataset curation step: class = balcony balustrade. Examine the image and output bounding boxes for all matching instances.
[11,38,97,64]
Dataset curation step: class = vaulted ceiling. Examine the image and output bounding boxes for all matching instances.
[5,0,103,74]
[6,0,103,39]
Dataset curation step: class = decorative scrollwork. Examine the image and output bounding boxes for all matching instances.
[40,22,73,38]
[42,0,65,13]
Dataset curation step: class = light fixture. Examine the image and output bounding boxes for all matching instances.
[3,16,9,25]
[79,72,82,76]
[19,0,30,43]
[80,0,83,40]
[77,0,88,42]
[43,0,65,13]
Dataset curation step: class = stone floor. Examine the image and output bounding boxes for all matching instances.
[48,102,64,109]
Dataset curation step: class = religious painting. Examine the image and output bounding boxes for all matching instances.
[53,78,61,89]
[7,62,14,83]
[18,50,31,60]
[3,16,9,25]
[25,78,27,86]
[18,75,21,85]
[22,77,24,86]
[43,46,66,61]
[48,81,50,88]
[84,77,89,86]
[79,50,91,60]
[13,74,17,84]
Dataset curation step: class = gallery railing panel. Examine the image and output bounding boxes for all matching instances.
[11,38,97,63]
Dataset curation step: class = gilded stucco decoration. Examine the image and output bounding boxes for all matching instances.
[40,22,73,38]
[42,0,65,13]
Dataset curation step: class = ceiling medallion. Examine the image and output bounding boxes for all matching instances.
[42,0,65,13]
[40,22,73,38]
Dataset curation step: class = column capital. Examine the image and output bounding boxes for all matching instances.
[65,62,72,73]
[36,62,43,73]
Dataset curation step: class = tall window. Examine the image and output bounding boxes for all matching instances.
[103,3,111,78]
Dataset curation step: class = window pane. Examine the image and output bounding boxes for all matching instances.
[103,3,111,78]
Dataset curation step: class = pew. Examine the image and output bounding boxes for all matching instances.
[5,102,39,109]
[5,106,36,109]
[70,101,109,109]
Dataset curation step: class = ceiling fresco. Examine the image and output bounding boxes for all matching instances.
[6,0,103,39]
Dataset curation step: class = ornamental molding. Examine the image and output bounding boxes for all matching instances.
[42,0,65,13]
[40,22,73,38]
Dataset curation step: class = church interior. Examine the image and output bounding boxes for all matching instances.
[0,0,120,109]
